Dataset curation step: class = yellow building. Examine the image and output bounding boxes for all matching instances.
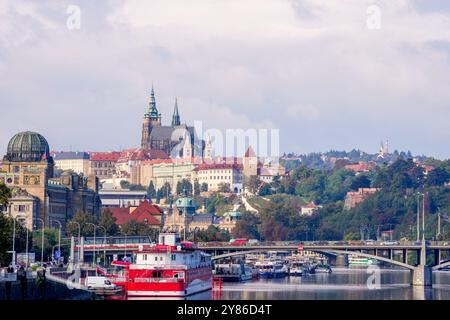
[194,163,243,193]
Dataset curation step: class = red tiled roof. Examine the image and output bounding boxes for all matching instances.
[244,146,256,158]
[117,149,170,163]
[109,200,163,226]
[90,152,122,162]
[345,162,369,173]
[194,163,243,171]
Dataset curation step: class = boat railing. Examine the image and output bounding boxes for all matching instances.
[133,277,181,283]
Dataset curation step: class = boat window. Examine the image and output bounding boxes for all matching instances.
[160,256,163,261]
[155,256,158,261]
[171,254,176,261]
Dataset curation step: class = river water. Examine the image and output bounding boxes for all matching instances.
[180,267,450,300]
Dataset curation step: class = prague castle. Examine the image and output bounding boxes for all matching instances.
[140,86,204,159]
[0,131,100,230]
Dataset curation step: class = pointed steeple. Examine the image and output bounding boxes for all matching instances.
[148,84,159,119]
[171,97,181,126]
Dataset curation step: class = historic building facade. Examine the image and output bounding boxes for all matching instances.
[0,131,100,229]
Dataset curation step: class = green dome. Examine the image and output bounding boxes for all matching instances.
[5,131,51,162]
[175,196,196,209]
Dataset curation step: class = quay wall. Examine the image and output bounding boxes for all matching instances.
[0,278,94,300]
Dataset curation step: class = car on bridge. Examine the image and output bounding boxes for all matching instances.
[381,240,399,245]
[229,238,248,246]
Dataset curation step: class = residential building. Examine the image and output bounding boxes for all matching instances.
[217,211,242,232]
[88,151,121,179]
[344,188,380,210]
[194,163,243,193]
[300,202,321,216]
[109,200,163,228]
[53,151,90,174]
[98,188,148,208]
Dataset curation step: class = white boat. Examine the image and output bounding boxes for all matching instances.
[348,256,377,266]
[255,260,286,278]
[213,262,253,282]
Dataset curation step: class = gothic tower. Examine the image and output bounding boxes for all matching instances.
[204,135,213,159]
[141,86,161,150]
[171,97,181,126]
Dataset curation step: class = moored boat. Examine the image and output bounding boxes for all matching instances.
[106,233,212,297]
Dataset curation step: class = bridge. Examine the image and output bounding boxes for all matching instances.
[198,241,450,286]
[69,237,450,286]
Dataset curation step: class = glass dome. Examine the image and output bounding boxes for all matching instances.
[5,131,51,162]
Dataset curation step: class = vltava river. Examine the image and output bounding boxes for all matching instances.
[183,268,450,300]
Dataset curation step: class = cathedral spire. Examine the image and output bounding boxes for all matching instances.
[171,97,181,126]
[148,85,159,119]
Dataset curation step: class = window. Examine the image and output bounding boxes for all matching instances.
[171,254,176,261]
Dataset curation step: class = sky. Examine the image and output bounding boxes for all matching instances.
[1,0,450,159]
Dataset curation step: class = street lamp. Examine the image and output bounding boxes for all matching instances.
[68,221,81,263]
[33,218,45,265]
[417,192,425,243]
[85,223,97,265]
[11,218,16,267]
[51,219,62,263]
[120,231,128,259]
[96,225,107,266]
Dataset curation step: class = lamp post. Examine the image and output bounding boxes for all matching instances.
[85,223,96,265]
[417,192,426,243]
[68,221,81,263]
[12,218,16,267]
[96,226,107,266]
[25,227,29,269]
[51,219,62,263]
[34,218,45,265]
[416,194,421,242]
[120,231,128,259]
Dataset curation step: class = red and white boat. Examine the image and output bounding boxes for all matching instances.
[106,233,212,297]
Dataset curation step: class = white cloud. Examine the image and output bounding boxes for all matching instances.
[0,0,450,158]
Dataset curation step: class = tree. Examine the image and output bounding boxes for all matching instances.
[157,182,172,203]
[0,183,11,207]
[195,225,230,242]
[121,220,158,239]
[246,175,261,194]
[176,179,193,196]
[66,211,98,237]
[0,215,30,266]
[232,212,261,239]
[99,209,119,236]
[258,183,272,196]
[200,183,208,192]
[350,174,371,190]
[32,228,60,262]
[147,181,156,199]
[218,182,231,193]
[193,180,201,196]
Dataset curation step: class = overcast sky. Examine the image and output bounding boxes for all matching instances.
[1,0,450,159]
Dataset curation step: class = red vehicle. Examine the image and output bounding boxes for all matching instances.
[230,238,248,246]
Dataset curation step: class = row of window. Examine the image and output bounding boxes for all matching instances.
[199,176,232,181]
[13,205,30,212]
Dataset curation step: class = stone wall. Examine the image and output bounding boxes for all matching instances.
[0,278,94,300]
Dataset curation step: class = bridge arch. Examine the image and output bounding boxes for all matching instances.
[210,248,416,270]
[432,260,450,271]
